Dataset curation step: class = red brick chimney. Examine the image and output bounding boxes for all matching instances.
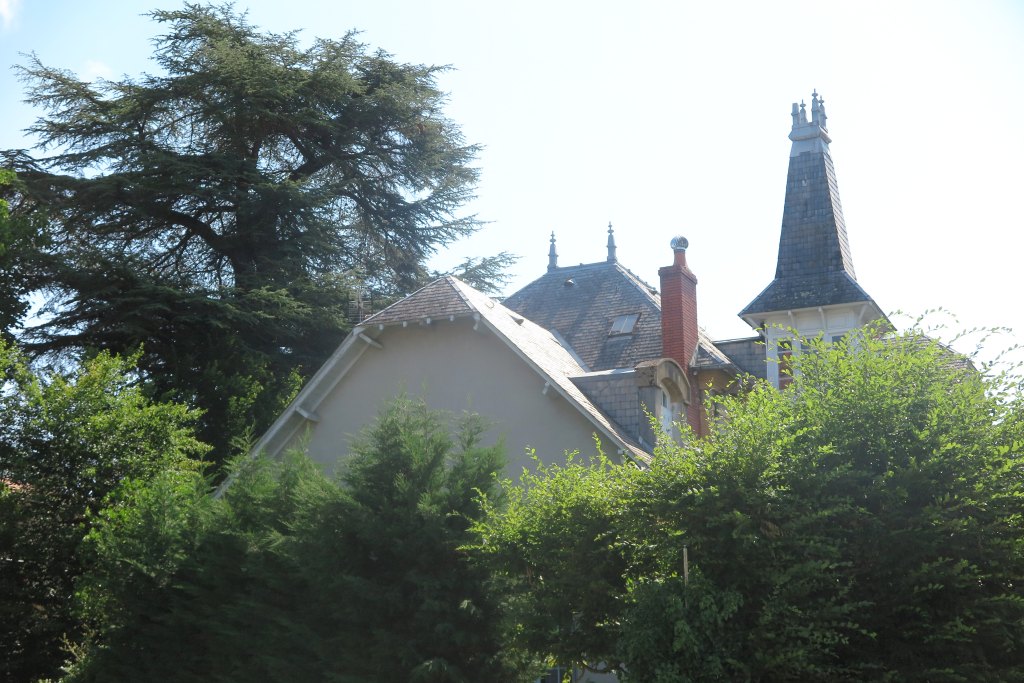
[658,236,702,434]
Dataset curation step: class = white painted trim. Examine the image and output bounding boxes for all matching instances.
[295,406,320,423]
[358,332,383,349]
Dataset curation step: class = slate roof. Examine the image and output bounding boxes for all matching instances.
[901,334,974,372]
[694,329,739,371]
[503,260,737,374]
[503,261,662,371]
[741,271,874,318]
[742,118,879,317]
[363,277,474,325]
[713,336,768,379]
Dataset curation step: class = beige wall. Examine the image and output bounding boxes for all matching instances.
[288,318,620,476]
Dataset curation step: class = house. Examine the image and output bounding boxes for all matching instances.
[249,273,652,472]
[253,91,885,470]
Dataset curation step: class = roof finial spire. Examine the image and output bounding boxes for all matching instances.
[606,221,617,263]
[547,231,558,271]
[789,91,832,150]
[815,91,827,130]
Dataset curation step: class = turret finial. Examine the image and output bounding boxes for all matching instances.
[606,221,617,263]
[547,231,558,271]
[789,91,832,149]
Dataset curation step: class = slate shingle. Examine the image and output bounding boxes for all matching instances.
[741,271,873,318]
[362,277,474,325]
[742,139,879,317]
[503,262,662,372]
[713,336,768,379]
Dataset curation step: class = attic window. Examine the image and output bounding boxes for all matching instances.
[609,313,639,336]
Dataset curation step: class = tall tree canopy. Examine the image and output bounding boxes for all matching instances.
[474,327,1024,681]
[2,4,506,458]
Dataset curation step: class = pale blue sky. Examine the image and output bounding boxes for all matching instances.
[3,1,1023,363]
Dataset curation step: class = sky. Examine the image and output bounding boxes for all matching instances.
[2,0,1023,366]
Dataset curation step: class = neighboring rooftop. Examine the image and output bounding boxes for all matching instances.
[503,259,663,372]
[505,251,738,375]
[694,329,739,372]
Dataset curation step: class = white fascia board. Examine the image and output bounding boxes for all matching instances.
[751,300,886,330]
[248,326,373,460]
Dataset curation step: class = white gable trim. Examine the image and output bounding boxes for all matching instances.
[247,325,373,461]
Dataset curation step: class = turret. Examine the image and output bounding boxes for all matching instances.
[740,92,887,386]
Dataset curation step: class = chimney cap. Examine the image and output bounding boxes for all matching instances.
[670,235,689,251]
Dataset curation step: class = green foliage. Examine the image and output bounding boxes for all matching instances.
[0,341,208,683]
[471,452,639,677]
[3,3,509,461]
[756,329,1024,681]
[297,397,518,682]
[615,571,744,682]
[436,252,520,295]
[474,325,1024,681]
[67,396,527,683]
[66,452,321,683]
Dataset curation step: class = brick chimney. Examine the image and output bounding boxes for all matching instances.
[659,236,702,433]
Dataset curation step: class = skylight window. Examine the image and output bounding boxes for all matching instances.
[609,313,639,336]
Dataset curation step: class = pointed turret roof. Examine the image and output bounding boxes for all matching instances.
[741,92,880,319]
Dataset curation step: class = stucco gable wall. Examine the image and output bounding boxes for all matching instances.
[291,318,619,476]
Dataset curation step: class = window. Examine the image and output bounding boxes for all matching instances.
[609,313,639,336]
[660,388,675,434]
[778,340,798,389]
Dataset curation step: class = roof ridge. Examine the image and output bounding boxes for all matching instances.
[613,262,661,307]
[440,274,476,309]
[362,276,476,326]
